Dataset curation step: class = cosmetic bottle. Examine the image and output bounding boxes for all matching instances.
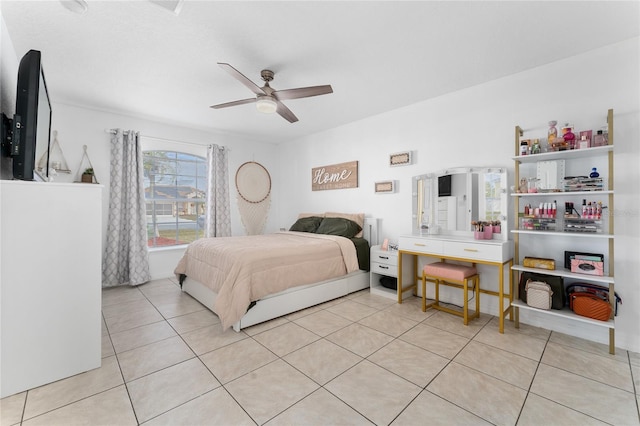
[578,135,590,149]
[548,121,558,144]
[562,124,576,149]
[552,201,557,218]
[590,167,599,178]
[582,199,587,217]
[593,130,608,147]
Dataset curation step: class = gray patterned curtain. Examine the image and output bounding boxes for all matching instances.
[102,129,151,287]
[205,144,231,237]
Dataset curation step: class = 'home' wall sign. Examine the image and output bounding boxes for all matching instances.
[312,161,358,191]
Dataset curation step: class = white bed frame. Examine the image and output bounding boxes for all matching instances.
[182,217,380,332]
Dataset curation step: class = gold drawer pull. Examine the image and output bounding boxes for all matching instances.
[464,248,479,252]
[414,243,426,247]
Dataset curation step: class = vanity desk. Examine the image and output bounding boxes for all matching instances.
[404,167,514,333]
[397,234,513,333]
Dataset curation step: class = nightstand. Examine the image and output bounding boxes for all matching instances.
[369,245,398,299]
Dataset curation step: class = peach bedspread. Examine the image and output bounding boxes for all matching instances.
[174,231,359,329]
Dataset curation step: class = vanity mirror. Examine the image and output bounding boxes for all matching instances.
[412,167,508,239]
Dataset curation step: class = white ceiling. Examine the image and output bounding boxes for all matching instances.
[2,1,638,143]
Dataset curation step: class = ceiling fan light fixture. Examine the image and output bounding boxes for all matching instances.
[256,96,277,114]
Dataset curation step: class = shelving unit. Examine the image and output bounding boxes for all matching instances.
[511,109,615,354]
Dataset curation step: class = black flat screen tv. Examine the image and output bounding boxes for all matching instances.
[438,174,452,197]
[11,49,52,181]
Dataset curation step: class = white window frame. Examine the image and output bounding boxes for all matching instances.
[142,137,208,250]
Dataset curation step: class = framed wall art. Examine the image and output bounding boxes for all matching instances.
[311,160,358,191]
[375,180,396,194]
[389,151,413,167]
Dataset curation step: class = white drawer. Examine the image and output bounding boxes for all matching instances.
[370,250,398,267]
[371,261,398,278]
[443,241,507,262]
[398,236,443,255]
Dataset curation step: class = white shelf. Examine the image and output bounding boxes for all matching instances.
[512,145,613,163]
[513,110,615,354]
[511,300,614,329]
[511,229,613,239]
[511,190,613,197]
[511,264,614,284]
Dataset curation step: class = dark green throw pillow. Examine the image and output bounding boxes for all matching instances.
[289,216,324,233]
[315,217,362,238]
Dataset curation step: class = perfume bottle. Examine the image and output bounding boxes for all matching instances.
[593,129,609,147]
[548,121,558,144]
[531,139,541,154]
[590,167,600,178]
[562,124,576,149]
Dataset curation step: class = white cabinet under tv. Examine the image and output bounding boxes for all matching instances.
[0,180,102,398]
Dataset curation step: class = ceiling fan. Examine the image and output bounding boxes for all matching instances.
[210,63,333,123]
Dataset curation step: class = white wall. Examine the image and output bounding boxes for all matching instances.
[0,13,18,179]
[275,37,640,352]
[49,104,279,279]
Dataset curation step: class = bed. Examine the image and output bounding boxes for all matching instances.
[175,215,379,332]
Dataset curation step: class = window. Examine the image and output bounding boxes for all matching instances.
[144,151,207,248]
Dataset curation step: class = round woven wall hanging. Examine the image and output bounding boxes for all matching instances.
[235,161,271,235]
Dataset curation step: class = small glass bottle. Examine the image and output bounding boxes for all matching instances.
[562,124,576,149]
[548,121,558,143]
[593,129,609,147]
[520,141,528,156]
[531,139,541,154]
[590,167,600,178]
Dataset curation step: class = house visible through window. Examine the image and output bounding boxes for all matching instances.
[143,151,206,248]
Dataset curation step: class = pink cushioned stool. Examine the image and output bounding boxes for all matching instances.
[422,261,480,325]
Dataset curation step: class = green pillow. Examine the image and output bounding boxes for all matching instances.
[315,217,362,238]
[289,216,324,233]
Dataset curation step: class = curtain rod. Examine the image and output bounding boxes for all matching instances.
[105,129,225,150]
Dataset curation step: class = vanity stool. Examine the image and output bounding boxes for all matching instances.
[422,262,480,325]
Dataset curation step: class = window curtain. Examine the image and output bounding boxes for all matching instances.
[205,144,231,237]
[102,129,151,287]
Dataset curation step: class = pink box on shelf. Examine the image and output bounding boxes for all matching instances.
[570,259,604,276]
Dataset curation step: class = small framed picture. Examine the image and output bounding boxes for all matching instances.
[389,151,413,167]
[375,180,396,193]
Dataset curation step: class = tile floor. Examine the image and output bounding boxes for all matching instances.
[2,277,639,425]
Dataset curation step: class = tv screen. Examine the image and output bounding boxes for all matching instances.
[12,50,52,181]
[438,174,452,197]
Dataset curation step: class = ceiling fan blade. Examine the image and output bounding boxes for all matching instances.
[273,85,333,101]
[210,98,256,109]
[218,63,265,96]
[276,101,298,123]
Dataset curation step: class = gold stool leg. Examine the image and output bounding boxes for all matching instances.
[475,275,480,319]
[421,273,426,312]
[463,277,469,325]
